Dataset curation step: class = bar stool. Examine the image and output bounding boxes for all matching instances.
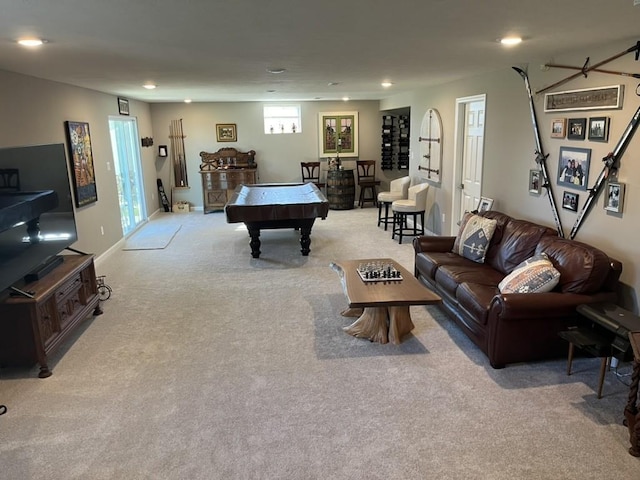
[377,176,411,231]
[356,160,381,207]
[391,183,430,244]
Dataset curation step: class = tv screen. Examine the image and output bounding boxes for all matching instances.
[0,143,78,295]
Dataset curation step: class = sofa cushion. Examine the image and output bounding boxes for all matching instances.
[535,237,612,294]
[435,263,505,299]
[456,282,500,326]
[483,217,557,275]
[415,252,471,281]
[498,253,561,294]
[454,214,497,263]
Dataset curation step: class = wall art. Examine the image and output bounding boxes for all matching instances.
[604,181,625,213]
[557,146,591,190]
[318,111,358,157]
[588,117,610,142]
[65,121,98,207]
[544,85,624,112]
[216,123,237,142]
[550,118,566,138]
[562,191,579,212]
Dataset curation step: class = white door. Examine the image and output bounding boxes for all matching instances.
[452,95,486,233]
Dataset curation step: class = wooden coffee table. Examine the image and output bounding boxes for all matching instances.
[330,258,441,344]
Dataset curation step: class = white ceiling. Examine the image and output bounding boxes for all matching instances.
[1,0,639,103]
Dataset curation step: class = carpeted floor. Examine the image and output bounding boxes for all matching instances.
[1,207,638,479]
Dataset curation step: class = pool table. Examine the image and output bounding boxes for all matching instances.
[225,183,329,258]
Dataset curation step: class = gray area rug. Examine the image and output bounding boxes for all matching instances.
[122,218,182,250]
[1,208,638,479]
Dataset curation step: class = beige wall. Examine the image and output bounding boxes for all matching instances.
[0,70,155,257]
[382,38,640,308]
[1,37,638,309]
[149,100,402,209]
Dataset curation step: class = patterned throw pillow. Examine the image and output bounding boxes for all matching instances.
[456,214,497,263]
[498,253,561,294]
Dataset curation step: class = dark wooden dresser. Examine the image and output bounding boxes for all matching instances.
[199,148,257,213]
[0,254,101,377]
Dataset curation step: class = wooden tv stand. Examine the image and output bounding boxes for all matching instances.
[0,254,101,378]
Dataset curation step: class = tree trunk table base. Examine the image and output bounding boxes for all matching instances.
[341,306,415,345]
[331,258,441,346]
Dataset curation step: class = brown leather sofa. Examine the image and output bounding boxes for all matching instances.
[413,211,622,368]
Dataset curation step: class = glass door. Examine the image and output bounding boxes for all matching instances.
[109,116,147,235]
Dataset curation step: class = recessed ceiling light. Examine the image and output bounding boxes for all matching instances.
[381,81,393,88]
[328,82,339,86]
[17,38,46,47]
[342,96,350,102]
[500,36,522,46]
[143,83,157,90]
[266,67,286,74]
[266,89,276,93]
[184,99,192,103]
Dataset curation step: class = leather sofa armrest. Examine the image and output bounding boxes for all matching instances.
[490,291,616,320]
[413,236,456,254]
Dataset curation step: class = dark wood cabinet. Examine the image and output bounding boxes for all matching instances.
[200,169,258,213]
[0,255,101,378]
[199,148,258,213]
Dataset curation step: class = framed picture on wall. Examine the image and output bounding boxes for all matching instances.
[318,111,359,157]
[567,118,587,140]
[562,191,579,212]
[65,121,98,207]
[557,146,591,190]
[550,118,566,138]
[529,169,542,194]
[216,123,237,142]
[588,117,610,142]
[604,181,625,213]
[117,97,129,116]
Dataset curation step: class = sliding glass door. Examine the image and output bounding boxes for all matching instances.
[108,116,147,235]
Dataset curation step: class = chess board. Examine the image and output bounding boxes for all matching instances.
[356,262,403,282]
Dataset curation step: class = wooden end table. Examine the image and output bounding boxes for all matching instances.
[330,258,441,344]
[625,331,640,456]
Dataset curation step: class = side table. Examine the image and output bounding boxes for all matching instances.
[558,328,612,399]
[624,332,640,456]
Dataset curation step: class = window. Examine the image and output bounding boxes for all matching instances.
[264,104,301,134]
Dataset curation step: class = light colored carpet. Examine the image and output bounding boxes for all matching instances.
[122,217,182,250]
[1,208,639,479]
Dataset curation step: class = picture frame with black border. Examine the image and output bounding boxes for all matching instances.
[557,146,591,190]
[551,118,566,138]
[118,97,129,116]
[476,196,493,213]
[562,191,578,212]
[529,169,542,194]
[65,120,98,207]
[604,181,624,213]
[567,118,586,140]
[588,116,610,142]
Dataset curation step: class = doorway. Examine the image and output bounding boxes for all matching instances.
[108,116,147,236]
[452,94,486,233]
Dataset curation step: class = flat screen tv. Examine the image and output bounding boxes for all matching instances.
[0,143,79,296]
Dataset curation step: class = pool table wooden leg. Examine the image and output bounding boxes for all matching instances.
[247,227,261,258]
[299,226,312,255]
